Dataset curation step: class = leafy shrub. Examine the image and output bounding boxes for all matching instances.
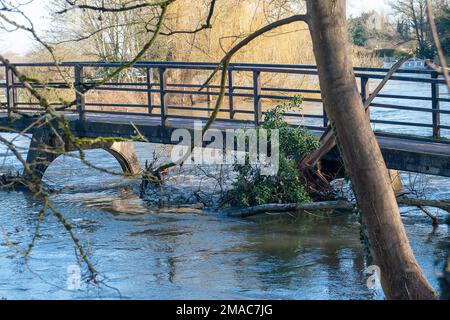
[226,96,320,207]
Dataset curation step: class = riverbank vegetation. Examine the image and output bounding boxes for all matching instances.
[224,97,319,207]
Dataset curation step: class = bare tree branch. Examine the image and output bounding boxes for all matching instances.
[426,0,450,90]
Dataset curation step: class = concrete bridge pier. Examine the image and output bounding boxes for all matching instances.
[25,130,141,180]
[25,130,61,180]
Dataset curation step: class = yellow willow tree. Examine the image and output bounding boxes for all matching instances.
[165,0,311,63]
[161,0,316,104]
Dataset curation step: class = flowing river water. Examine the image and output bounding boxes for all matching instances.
[0,78,449,300]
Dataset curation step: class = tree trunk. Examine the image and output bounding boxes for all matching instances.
[306,0,437,300]
[442,256,450,300]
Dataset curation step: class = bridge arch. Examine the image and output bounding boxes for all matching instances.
[101,142,141,176]
[25,132,141,180]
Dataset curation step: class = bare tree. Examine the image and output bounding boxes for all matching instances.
[391,0,433,57]
[0,0,175,284]
[391,0,450,58]
[426,0,450,89]
[49,0,167,63]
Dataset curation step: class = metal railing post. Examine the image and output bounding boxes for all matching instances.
[11,72,18,112]
[323,107,329,127]
[228,67,234,119]
[74,65,86,121]
[360,76,369,102]
[159,68,168,127]
[206,86,212,111]
[146,67,154,114]
[431,72,440,139]
[360,76,370,119]
[5,65,14,118]
[253,70,262,126]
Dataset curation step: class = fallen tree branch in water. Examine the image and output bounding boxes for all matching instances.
[226,201,356,218]
[397,196,450,213]
[0,172,21,189]
[417,206,439,226]
[227,196,450,219]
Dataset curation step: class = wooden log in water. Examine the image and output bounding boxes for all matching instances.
[227,196,450,219]
[227,200,356,218]
[397,196,450,213]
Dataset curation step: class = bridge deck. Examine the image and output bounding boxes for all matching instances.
[1,113,450,177]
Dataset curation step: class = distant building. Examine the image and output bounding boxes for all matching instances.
[365,11,388,31]
[383,58,428,70]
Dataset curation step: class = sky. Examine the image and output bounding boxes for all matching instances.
[348,0,391,17]
[0,0,392,55]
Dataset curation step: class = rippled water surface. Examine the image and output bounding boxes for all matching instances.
[0,139,448,300]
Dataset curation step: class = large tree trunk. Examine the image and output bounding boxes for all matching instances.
[443,256,450,300]
[306,0,437,300]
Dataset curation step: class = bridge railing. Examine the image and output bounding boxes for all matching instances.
[0,61,449,139]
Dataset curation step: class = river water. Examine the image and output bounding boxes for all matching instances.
[0,78,449,300]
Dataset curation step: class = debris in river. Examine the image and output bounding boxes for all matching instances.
[0,171,55,192]
[0,171,22,189]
